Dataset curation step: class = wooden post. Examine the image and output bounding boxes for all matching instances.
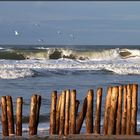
[56,94,62,134]
[49,91,57,135]
[69,90,76,134]
[76,100,80,116]
[131,84,138,135]
[116,85,123,135]
[121,85,127,135]
[35,95,41,134]
[126,84,132,135]
[103,86,112,135]
[107,86,119,135]
[86,89,94,134]
[59,90,66,135]
[64,90,70,136]
[94,88,102,134]
[1,96,8,137]
[6,96,15,135]
[76,97,87,134]
[16,97,23,136]
[29,94,37,135]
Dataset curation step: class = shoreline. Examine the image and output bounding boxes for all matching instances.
[48,134,140,140]
[3,134,140,140]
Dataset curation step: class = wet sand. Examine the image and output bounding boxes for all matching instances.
[3,134,140,140]
[48,134,140,140]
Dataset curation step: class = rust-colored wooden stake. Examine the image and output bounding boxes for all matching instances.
[29,94,37,135]
[69,90,76,134]
[56,94,62,134]
[86,89,94,134]
[103,86,112,135]
[1,96,8,137]
[59,90,66,135]
[131,84,138,135]
[16,97,23,136]
[6,96,15,135]
[116,85,123,135]
[94,88,102,134]
[49,91,57,135]
[64,90,70,136]
[126,84,132,135]
[76,97,87,134]
[121,85,127,135]
[35,95,41,134]
[108,86,119,135]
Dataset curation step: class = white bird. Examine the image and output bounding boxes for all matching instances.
[14,30,19,36]
[57,30,62,35]
[69,33,74,40]
[37,39,44,42]
[33,23,40,27]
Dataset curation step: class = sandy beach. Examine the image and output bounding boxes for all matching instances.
[3,134,140,140]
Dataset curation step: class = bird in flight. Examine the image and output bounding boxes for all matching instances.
[14,30,19,36]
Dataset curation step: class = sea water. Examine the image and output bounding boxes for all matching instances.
[0,45,140,137]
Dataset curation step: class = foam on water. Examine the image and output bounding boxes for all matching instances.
[120,48,140,58]
[0,47,140,79]
[0,68,34,79]
[35,47,50,50]
[0,47,4,50]
[0,55,139,79]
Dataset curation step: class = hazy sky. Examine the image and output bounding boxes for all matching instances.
[0,2,140,45]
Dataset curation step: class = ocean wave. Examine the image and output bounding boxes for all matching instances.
[119,48,140,58]
[0,57,139,79]
[0,47,140,60]
[0,68,34,79]
[0,47,139,79]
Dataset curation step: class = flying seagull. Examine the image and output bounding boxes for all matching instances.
[33,23,40,27]
[37,39,44,42]
[69,33,74,40]
[57,30,62,35]
[14,30,19,36]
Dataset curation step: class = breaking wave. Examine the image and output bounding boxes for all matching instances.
[0,47,140,79]
[0,47,140,60]
[0,56,140,79]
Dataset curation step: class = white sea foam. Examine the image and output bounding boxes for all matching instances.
[35,47,50,50]
[120,49,140,58]
[0,68,34,79]
[0,47,4,50]
[21,123,50,136]
[0,55,140,79]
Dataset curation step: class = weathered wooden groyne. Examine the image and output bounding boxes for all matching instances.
[1,95,41,137]
[49,84,138,136]
[0,83,138,138]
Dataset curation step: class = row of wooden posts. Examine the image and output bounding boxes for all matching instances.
[49,83,138,136]
[0,95,41,137]
[0,83,138,137]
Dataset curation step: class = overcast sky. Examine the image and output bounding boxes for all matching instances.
[0,2,140,45]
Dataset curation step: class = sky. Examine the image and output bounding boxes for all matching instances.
[0,2,140,45]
